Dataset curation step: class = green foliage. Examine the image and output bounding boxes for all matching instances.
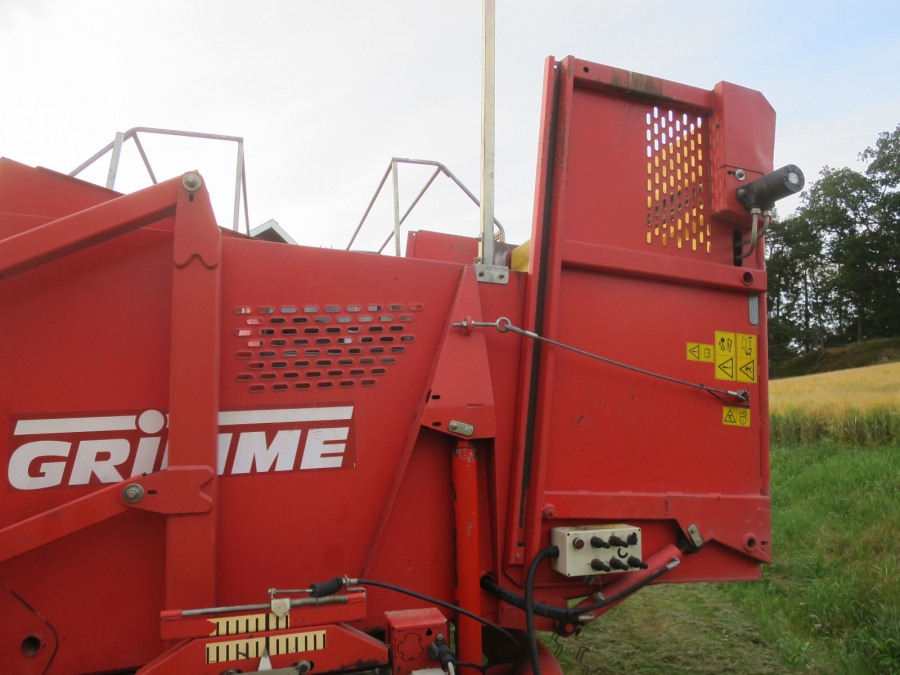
[771,408,900,446]
[771,336,900,379]
[768,125,900,357]
[726,441,900,674]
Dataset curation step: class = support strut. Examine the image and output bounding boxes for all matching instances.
[452,440,483,666]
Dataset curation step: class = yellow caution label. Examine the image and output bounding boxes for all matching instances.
[686,342,714,362]
[206,629,326,664]
[736,333,758,383]
[714,331,736,380]
[723,406,751,427]
[715,331,736,357]
[208,613,289,637]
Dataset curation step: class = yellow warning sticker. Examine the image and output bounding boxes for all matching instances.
[736,333,758,383]
[715,331,736,357]
[723,406,751,427]
[686,342,714,362]
[715,331,736,380]
[716,355,735,380]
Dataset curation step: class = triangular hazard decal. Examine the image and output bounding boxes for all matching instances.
[724,409,737,424]
[739,360,755,380]
[717,357,734,378]
[689,344,701,359]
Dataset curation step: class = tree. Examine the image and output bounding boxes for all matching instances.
[766,124,900,359]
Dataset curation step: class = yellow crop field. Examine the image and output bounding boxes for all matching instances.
[769,362,900,445]
[770,361,900,413]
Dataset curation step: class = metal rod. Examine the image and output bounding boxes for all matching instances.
[479,0,496,265]
[391,159,401,256]
[181,594,348,617]
[241,158,251,235]
[346,163,392,250]
[233,142,244,231]
[394,159,505,241]
[70,126,249,232]
[106,131,125,190]
[69,139,117,178]
[71,127,245,178]
[349,158,507,253]
[131,133,158,185]
[377,166,441,253]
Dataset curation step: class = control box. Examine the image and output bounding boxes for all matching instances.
[550,524,645,577]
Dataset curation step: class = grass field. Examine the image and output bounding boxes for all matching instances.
[557,441,900,674]
[769,362,900,445]
[553,363,900,674]
[770,362,900,414]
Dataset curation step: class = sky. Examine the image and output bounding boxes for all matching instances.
[1,0,898,253]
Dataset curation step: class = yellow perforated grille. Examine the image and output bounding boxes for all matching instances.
[645,107,709,253]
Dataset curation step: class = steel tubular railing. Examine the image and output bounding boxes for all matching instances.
[70,127,250,234]
[345,158,506,255]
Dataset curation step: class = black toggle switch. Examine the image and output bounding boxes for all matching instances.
[590,536,610,549]
[590,559,611,572]
[608,535,628,547]
[608,558,629,571]
[627,532,639,546]
[628,556,649,570]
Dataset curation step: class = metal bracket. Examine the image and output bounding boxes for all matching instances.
[687,524,704,549]
[448,421,475,437]
[473,263,509,285]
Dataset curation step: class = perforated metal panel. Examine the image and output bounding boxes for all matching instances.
[645,107,710,252]
[232,303,421,392]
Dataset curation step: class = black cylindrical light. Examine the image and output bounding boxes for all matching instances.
[736,164,805,209]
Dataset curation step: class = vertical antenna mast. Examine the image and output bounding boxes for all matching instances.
[478,0,496,270]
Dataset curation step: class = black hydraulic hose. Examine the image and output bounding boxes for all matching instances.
[525,547,559,675]
[480,576,571,620]
[356,578,520,663]
[481,558,677,622]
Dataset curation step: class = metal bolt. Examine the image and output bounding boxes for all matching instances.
[734,169,746,181]
[449,422,459,431]
[499,273,506,279]
[296,660,313,675]
[182,173,202,192]
[122,483,145,504]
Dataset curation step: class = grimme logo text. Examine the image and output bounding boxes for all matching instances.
[7,406,354,491]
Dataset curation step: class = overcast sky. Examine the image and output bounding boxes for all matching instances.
[1,1,898,252]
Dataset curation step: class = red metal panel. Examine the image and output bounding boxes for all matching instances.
[406,230,479,265]
[511,56,771,587]
[385,608,447,675]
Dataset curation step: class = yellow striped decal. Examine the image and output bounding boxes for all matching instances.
[206,629,326,664]
[208,613,289,637]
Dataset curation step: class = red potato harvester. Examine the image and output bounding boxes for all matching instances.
[0,56,803,675]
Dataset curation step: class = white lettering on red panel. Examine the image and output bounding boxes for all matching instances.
[6,406,355,491]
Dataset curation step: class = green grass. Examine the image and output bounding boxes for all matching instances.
[553,441,900,674]
[546,583,800,674]
[771,407,900,446]
[726,441,900,674]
